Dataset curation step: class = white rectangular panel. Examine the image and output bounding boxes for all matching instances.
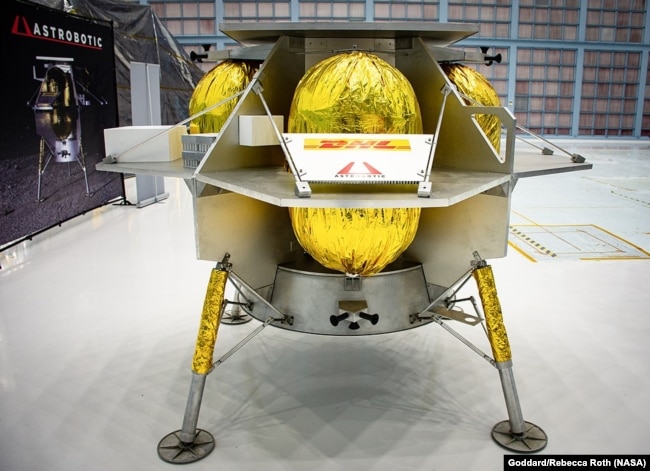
[283,133,434,183]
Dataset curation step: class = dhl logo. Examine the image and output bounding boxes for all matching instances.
[304,138,411,150]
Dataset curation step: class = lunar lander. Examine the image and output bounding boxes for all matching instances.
[98,22,591,464]
[30,56,91,201]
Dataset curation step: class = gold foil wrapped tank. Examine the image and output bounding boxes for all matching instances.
[188,60,258,134]
[288,52,423,276]
[289,52,422,134]
[442,64,502,151]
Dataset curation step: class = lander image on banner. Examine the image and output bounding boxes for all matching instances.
[30,56,93,201]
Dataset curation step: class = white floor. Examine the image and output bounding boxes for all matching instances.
[1,139,649,471]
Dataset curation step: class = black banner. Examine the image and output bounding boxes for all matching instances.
[0,0,123,248]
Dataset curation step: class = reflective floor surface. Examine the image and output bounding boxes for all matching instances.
[1,139,649,471]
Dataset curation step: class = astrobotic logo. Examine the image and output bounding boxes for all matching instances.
[335,161,386,179]
[11,15,104,50]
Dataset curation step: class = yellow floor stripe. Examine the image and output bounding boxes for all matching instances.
[509,226,557,258]
[509,224,650,262]
[507,240,538,263]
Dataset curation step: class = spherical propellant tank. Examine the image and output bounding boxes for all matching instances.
[287,51,424,277]
[188,60,259,134]
[441,63,502,151]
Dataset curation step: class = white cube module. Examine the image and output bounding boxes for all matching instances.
[239,115,284,146]
[104,125,187,163]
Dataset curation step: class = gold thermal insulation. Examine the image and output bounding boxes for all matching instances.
[40,67,75,139]
[188,60,258,134]
[289,51,422,134]
[473,264,512,363]
[191,268,228,375]
[288,52,423,276]
[442,64,502,152]
[290,207,422,276]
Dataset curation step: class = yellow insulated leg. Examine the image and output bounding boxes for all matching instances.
[473,264,512,363]
[472,258,547,453]
[158,254,231,464]
[192,268,229,375]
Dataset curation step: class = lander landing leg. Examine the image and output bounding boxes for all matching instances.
[156,256,231,464]
[472,253,548,452]
[36,138,91,201]
[420,253,548,452]
[157,250,547,463]
[157,254,280,464]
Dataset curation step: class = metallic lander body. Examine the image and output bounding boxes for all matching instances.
[98,22,592,464]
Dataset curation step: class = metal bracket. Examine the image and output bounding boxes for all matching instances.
[432,305,482,326]
[471,250,487,269]
[251,77,312,198]
[274,315,294,326]
[294,181,312,197]
[344,275,362,291]
[417,181,432,197]
[215,253,232,271]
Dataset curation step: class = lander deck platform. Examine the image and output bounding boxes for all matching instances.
[219,21,479,45]
[96,159,195,179]
[96,150,591,208]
